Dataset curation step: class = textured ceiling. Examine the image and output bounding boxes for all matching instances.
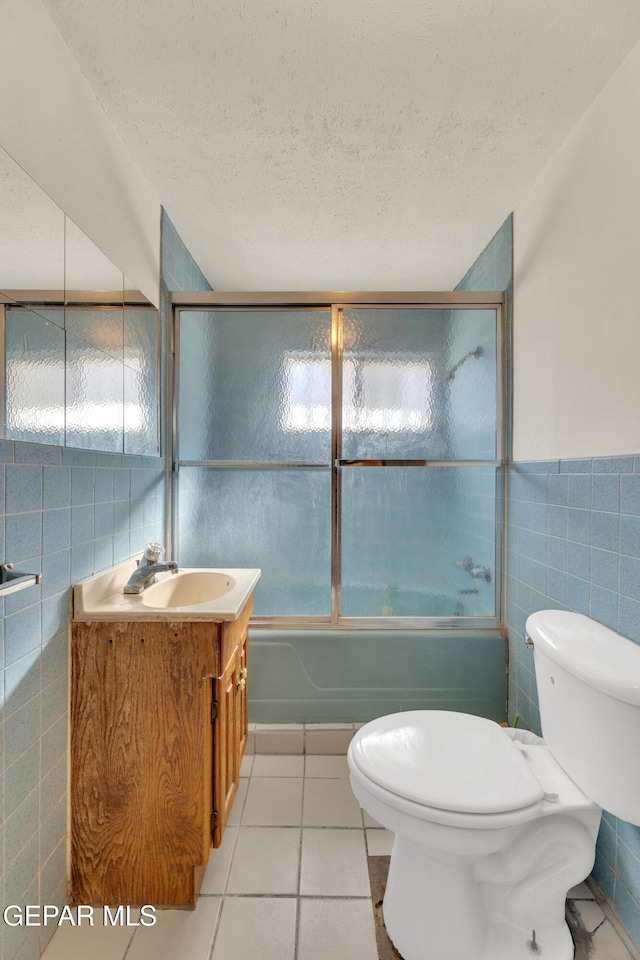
[43,0,640,290]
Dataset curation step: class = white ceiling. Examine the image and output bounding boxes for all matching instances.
[43,0,640,291]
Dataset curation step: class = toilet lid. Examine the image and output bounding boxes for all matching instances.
[350,711,544,815]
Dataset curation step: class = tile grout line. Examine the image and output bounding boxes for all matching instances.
[121,926,139,960]
[206,773,246,960]
[293,758,306,960]
[214,892,382,900]
[209,819,239,956]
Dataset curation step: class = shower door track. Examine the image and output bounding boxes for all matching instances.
[171,291,501,307]
[170,292,507,630]
[177,460,501,468]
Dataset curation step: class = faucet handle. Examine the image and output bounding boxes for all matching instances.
[143,542,164,563]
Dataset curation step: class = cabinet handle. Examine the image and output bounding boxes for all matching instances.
[241,667,248,681]
[236,677,246,692]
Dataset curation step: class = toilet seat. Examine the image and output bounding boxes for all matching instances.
[350,711,544,816]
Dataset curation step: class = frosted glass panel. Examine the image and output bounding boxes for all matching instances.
[446,309,497,459]
[4,303,160,452]
[124,368,159,455]
[65,308,124,362]
[179,310,331,461]
[124,308,160,380]
[341,466,496,618]
[124,307,160,455]
[5,308,65,444]
[66,331,123,451]
[179,467,331,615]
[65,308,124,451]
[342,308,496,460]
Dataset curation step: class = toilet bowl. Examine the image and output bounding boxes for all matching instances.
[348,611,640,960]
[349,710,600,960]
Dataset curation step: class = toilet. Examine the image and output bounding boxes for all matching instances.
[348,610,640,960]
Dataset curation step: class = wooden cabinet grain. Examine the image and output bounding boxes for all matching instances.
[70,596,252,907]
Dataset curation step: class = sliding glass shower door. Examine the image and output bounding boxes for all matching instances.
[337,307,498,620]
[177,309,333,616]
[175,298,502,626]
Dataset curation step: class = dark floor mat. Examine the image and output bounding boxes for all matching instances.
[367,856,402,960]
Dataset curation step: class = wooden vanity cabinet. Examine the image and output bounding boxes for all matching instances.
[70,596,252,908]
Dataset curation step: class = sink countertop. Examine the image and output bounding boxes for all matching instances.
[73,557,261,621]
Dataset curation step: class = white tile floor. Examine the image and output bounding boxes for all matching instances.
[41,725,640,960]
[43,750,384,960]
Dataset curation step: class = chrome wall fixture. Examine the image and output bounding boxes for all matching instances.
[455,555,493,583]
[0,562,42,597]
[169,291,507,630]
[444,345,484,381]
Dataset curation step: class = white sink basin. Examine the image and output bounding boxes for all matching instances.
[73,558,261,621]
[141,570,234,608]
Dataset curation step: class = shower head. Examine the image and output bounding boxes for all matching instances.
[444,345,484,381]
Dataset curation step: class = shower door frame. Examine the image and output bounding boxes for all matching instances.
[170,291,506,630]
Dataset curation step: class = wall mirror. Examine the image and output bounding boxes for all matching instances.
[0,144,160,455]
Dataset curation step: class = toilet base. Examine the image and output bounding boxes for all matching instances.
[382,825,592,960]
[383,837,489,960]
[479,922,574,960]
[385,908,574,960]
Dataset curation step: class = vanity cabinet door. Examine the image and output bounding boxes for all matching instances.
[238,631,249,757]
[70,620,219,907]
[212,643,241,847]
[212,597,252,846]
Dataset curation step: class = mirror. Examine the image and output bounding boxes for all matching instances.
[0,146,65,294]
[0,144,160,455]
[64,216,124,293]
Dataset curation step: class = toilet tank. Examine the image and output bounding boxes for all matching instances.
[526,610,640,826]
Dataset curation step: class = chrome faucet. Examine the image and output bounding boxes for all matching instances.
[123,542,178,594]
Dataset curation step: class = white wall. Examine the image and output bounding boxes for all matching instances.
[512,38,640,461]
[0,0,160,306]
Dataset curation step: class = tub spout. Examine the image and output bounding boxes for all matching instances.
[470,566,492,583]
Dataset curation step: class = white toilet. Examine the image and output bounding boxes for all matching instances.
[348,610,640,960]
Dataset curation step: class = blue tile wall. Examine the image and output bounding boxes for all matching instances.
[457,216,513,294]
[158,208,212,508]
[0,441,165,960]
[161,210,212,294]
[455,216,513,624]
[506,454,640,947]
[459,214,640,948]
[456,214,513,461]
